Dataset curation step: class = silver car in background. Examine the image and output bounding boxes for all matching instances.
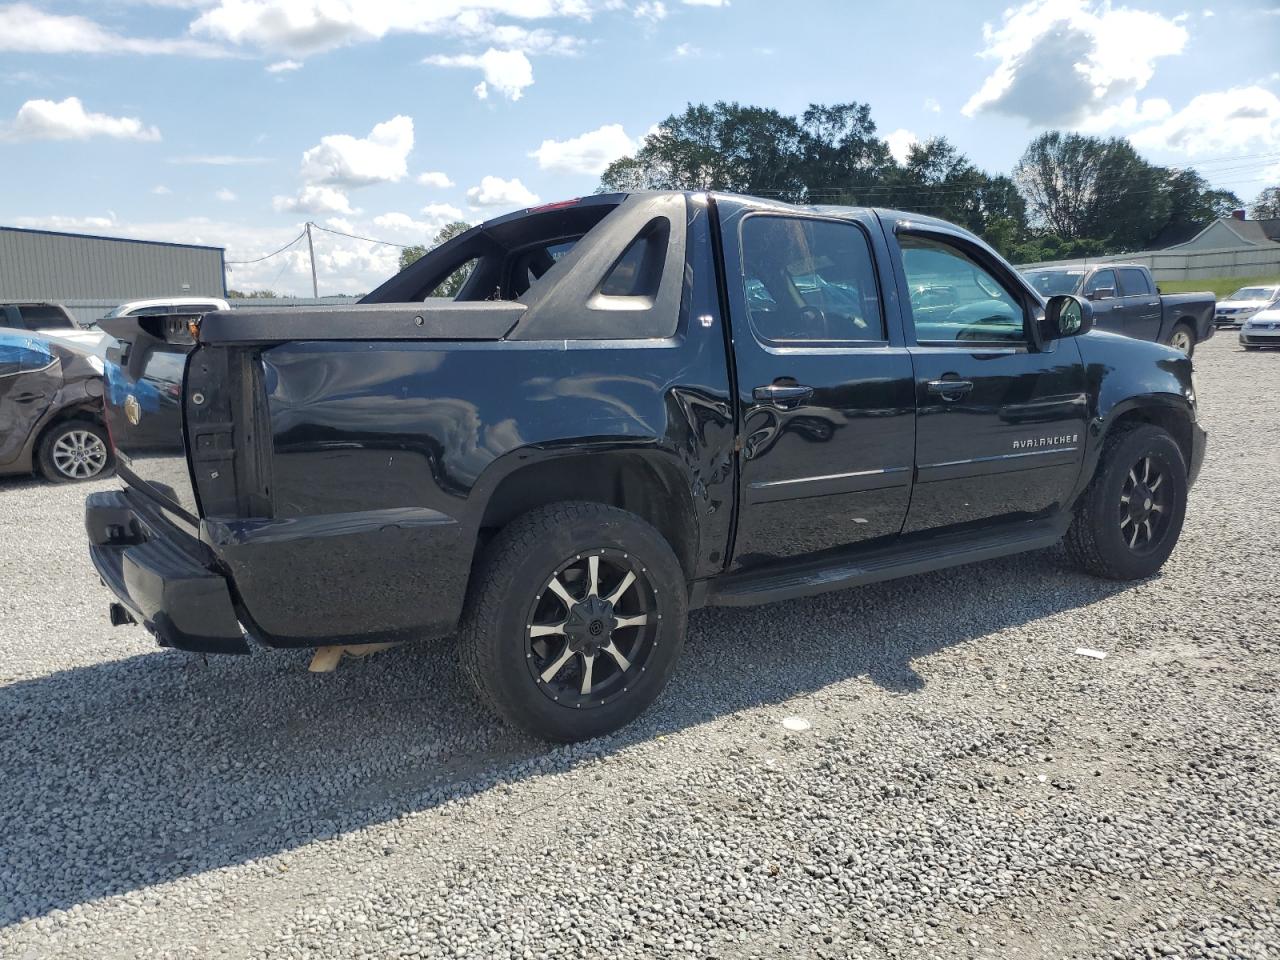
[1240,307,1280,350]
[1214,285,1280,328]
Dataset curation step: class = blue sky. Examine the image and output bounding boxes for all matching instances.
[1,0,1278,294]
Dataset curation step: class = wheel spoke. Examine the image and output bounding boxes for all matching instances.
[546,575,576,608]
[613,613,648,629]
[539,643,576,683]
[579,654,595,695]
[1128,468,1139,488]
[1150,502,1164,513]
[1142,458,1151,484]
[1149,473,1162,492]
[1142,518,1153,543]
[602,641,631,672]
[1120,515,1132,530]
[529,622,565,638]
[1128,525,1139,548]
[587,555,600,598]
[604,571,636,606]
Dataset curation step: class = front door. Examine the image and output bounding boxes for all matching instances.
[889,229,1088,535]
[1083,269,1128,334]
[718,200,916,570]
[1115,267,1162,342]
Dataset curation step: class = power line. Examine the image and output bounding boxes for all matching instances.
[224,229,306,265]
[310,222,411,248]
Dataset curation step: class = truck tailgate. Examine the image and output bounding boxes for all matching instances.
[99,314,201,518]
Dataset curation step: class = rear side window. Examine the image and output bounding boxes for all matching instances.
[0,334,55,377]
[1116,268,1153,296]
[740,216,884,343]
[427,259,477,298]
[15,305,73,329]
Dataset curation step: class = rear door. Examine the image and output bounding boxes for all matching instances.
[1115,267,1161,342]
[1083,269,1127,333]
[717,198,916,569]
[888,226,1087,535]
[0,332,60,468]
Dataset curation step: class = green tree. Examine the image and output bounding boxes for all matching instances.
[426,220,475,297]
[1163,169,1241,224]
[226,288,282,299]
[1251,186,1280,220]
[398,244,428,271]
[794,101,894,204]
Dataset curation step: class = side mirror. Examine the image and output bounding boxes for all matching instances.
[1044,294,1094,339]
[1085,288,1114,301]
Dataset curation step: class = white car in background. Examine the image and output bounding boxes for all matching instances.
[1213,284,1280,328]
[99,296,231,322]
[1240,307,1280,350]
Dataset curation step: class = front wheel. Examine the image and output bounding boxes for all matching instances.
[1065,424,1188,580]
[459,502,688,742]
[1168,323,1195,357]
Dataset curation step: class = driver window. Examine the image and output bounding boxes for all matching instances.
[898,234,1026,344]
[1084,270,1116,300]
[740,216,884,343]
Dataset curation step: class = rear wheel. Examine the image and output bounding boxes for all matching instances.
[1168,323,1195,357]
[37,420,112,483]
[459,502,687,742]
[1065,424,1188,580]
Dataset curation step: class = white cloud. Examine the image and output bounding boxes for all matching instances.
[168,154,272,165]
[192,1,594,57]
[1075,95,1172,133]
[273,184,355,215]
[962,0,1188,126]
[216,188,237,202]
[417,171,455,188]
[530,123,636,174]
[682,0,729,6]
[2,97,161,142]
[923,97,941,114]
[299,115,414,188]
[474,80,490,99]
[673,42,700,57]
[151,185,172,195]
[466,175,540,209]
[371,205,467,241]
[635,2,667,20]
[885,128,919,165]
[0,3,227,57]
[1128,86,1280,156]
[421,202,465,220]
[266,59,302,73]
[426,48,534,101]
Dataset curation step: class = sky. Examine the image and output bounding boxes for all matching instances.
[1,0,1278,296]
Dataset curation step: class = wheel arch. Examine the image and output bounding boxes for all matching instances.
[475,449,700,581]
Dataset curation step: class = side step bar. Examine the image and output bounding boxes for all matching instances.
[700,517,1070,608]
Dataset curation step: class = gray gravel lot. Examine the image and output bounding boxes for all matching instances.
[2,334,1277,960]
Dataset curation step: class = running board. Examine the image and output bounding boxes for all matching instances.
[701,517,1069,608]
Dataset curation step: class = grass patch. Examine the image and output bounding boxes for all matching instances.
[1159,275,1280,299]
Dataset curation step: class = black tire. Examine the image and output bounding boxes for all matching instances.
[458,501,688,742]
[37,420,113,483]
[1168,322,1196,357]
[1065,423,1188,581]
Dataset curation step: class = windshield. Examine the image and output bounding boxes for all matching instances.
[1226,286,1279,301]
[1024,271,1084,297]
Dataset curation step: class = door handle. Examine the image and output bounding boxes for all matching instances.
[926,378,974,401]
[752,383,814,409]
[12,392,47,403]
[1111,304,1123,310]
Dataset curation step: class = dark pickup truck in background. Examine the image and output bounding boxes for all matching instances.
[1021,263,1214,357]
[87,192,1205,741]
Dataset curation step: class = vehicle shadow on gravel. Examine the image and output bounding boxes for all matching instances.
[0,545,1135,925]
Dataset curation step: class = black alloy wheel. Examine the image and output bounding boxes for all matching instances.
[459,502,688,742]
[526,549,659,709]
[1118,455,1171,554]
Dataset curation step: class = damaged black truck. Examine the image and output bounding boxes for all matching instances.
[87,192,1205,741]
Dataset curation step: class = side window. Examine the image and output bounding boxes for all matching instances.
[427,259,477,299]
[0,334,55,377]
[740,216,884,343]
[1084,270,1116,300]
[1116,268,1152,297]
[898,234,1026,344]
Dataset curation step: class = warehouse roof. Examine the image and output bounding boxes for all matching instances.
[0,225,224,253]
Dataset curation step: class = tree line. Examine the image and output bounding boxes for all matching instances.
[599,101,1274,264]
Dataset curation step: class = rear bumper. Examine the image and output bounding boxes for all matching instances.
[1240,329,1280,346]
[85,489,249,654]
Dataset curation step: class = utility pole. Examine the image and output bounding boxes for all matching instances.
[305,221,319,299]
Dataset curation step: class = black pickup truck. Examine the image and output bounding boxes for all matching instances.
[1021,263,1214,357]
[87,192,1205,741]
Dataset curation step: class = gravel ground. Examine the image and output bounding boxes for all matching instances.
[2,333,1277,960]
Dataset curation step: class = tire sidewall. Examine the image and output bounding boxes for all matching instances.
[1170,324,1195,357]
[1088,426,1188,579]
[472,508,687,742]
[37,420,113,484]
